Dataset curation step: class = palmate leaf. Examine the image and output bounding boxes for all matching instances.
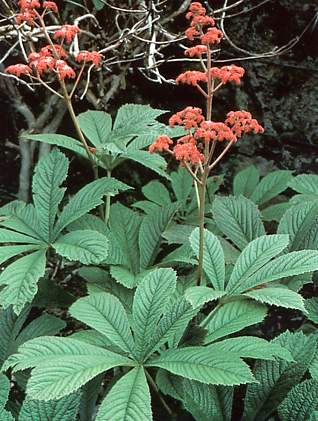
[171,167,193,201]
[250,170,293,206]
[243,331,317,421]
[212,196,265,250]
[207,337,293,362]
[54,177,130,237]
[19,392,81,421]
[278,379,318,421]
[261,202,291,222]
[110,204,141,274]
[233,165,260,198]
[0,374,10,409]
[32,148,68,242]
[156,369,184,401]
[69,292,135,356]
[146,347,255,386]
[278,200,318,251]
[96,367,152,421]
[226,235,290,294]
[202,300,267,344]
[305,297,318,324]
[4,337,134,400]
[139,202,179,269]
[133,269,177,360]
[0,250,46,314]
[190,228,225,290]
[233,249,318,293]
[77,110,112,147]
[52,230,108,265]
[244,287,307,313]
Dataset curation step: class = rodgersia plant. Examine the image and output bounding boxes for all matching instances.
[149,1,264,283]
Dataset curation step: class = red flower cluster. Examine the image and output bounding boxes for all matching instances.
[225,111,264,138]
[75,51,103,67]
[210,65,245,85]
[200,27,223,45]
[185,45,208,57]
[174,142,205,165]
[176,70,207,86]
[169,107,205,129]
[5,64,32,77]
[195,121,237,142]
[149,135,173,153]
[53,25,80,44]
[56,60,76,80]
[16,0,58,25]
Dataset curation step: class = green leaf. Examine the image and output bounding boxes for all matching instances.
[171,167,193,201]
[250,170,293,206]
[163,224,195,245]
[70,292,135,356]
[110,204,141,274]
[244,287,307,313]
[78,110,112,147]
[53,230,108,265]
[278,379,318,421]
[0,374,10,409]
[32,148,68,241]
[226,235,290,294]
[145,297,200,358]
[212,196,265,250]
[123,150,169,179]
[142,180,171,206]
[183,380,233,421]
[278,200,318,251]
[25,134,86,158]
[202,300,267,344]
[0,228,43,245]
[185,287,225,308]
[305,297,318,324]
[139,203,179,269]
[0,250,46,314]
[243,331,317,421]
[288,174,318,195]
[133,268,177,360]
[208,336,294,362]
[110,266,150,289]
[5,337,134,400]
[146,347,255,385]
[55,177,130,236]
[133,201,161,215]
[309,352,318,380]
[233,166,259,198]
[96,367,152,421]
[91,0,105,10]
[236,250,318,292]
[19,393,81,421]
[261,202,291,222]
[190,228,225,290]
[0,245,40,265]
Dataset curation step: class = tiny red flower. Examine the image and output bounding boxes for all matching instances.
[149,135,173,153]
[185,26,200,41]
[75,51,103,67]
[56,60,76,80]
[6,64,32,77]
[191,15,215,28]
[43,1,58,13]
[176,70,207,86]
[35,56,56,74]
[186,2,206,20]
[200,27,223,45]
[53,25,80,44]
[185,45,208,57]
